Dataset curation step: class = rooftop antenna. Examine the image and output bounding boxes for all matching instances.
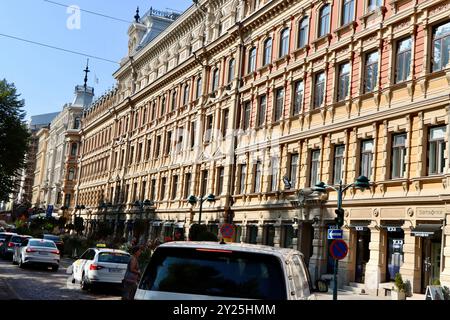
[134,6,140,23]
[83,59,90,91]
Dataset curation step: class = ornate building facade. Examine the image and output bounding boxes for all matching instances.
[75,0,450,296]
[33,84,94,217]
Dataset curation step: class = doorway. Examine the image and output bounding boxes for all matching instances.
[355,229,371,283]
[420,233,442,293]
[386,229,405,281]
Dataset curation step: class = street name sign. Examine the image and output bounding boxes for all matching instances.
[327,229,343,240]
[329,240,348,260]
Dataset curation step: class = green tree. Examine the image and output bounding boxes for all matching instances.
[0,79,30,201]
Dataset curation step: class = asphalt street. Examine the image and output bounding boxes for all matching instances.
[0,256,120,300]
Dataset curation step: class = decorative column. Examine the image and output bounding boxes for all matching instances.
[308,211,327,283]
[274,218,282,248]
[256,222,264,245]
[440,212,450,287]
[339,226,355,287]
[400,220,421,294]
[364,223,386,296]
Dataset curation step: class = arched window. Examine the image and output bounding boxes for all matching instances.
[319,4,330,37]
[70,143,78,156]
[134,112,139,128]
[142,107,147,126]
[279,28,290,57]
[248,47,256,73]
[73,117,81,129]
[171,90,177,111]
[212,68,220,91]
[263,38,272,65]
[298,17,309,48]
[68,168,76,181]
[183,84,190,105]
[161,96,166,115]
[228,59,235,83]
[196,77,202,99]
[342,0,354,25]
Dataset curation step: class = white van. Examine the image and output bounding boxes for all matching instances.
[135,241,315,300]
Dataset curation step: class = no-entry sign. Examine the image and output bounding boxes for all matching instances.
[329,240,348,260]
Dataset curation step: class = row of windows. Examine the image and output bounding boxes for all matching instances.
[104,124,447,203]
[280,125,447,191]
[241,20,450,125]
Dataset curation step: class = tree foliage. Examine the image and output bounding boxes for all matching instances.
[0,79,30,201]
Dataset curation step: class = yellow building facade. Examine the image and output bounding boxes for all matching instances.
[75,0,450,295]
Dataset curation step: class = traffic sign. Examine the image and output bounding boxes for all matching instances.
[46,205,54,218]
[329,240,348,260]
[327,229,343,240]
[220,223,235,239]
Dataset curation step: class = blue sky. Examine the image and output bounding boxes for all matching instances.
[0,0,193,120]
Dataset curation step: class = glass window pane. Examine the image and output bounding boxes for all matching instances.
[431,126,446,140]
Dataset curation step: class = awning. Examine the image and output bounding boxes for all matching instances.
[348,220,371,230]
[163,222,174,227]
[174,222,185,228]
[152,221,162,227]
[411,224,442,237]
[380,221,404,232]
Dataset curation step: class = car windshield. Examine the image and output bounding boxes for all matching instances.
[43,235,60,241]
[10,236,28,243]
[29,240,56,248]
[98,252,130,264]
[139,247,287,300]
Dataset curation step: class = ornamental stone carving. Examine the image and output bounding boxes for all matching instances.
[407,208,414,217]
[373,208,379,217]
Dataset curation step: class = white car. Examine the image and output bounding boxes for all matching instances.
[67,248,131,290]
[135,241,315,300]
[13,238,60,271]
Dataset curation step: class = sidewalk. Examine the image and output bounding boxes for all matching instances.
[315,290,426,300]
[316,290,389,300]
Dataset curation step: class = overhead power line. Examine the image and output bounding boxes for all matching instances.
[43,0,132,24]
[0,33,119,64]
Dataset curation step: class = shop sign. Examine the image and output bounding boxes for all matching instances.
[355,227,365,231]
[387,227,399,232]
[392,240,403,245]
[412,232,433,237]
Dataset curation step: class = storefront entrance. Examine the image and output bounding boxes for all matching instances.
[386,228,404,282]
[412,224,443,293]
[355,229,371,284]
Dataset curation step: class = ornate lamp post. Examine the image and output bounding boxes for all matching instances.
[99,201,112,222]
[188,194,216,225]
[312,176,371,301]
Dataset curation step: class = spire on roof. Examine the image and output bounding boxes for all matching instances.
[134,6,140,23]
[83,59,90,90]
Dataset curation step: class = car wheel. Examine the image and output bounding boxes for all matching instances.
[52,265,59,272]
[80,273,90,291]
[18,257,24,269]
[12,257,17,265]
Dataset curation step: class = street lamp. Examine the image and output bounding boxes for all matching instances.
[312,175,370,301]
[133,199,154,219]
[99,201,112,222]
[188,194,216,225]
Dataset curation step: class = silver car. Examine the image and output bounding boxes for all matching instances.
[14,238,60,271]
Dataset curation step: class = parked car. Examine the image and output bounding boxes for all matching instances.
[13,238,60,271]
[0,232,17,258]
[67,248,130,290]
[42,234,64,254]
[3,235,32,260]
[135,241,315,300]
